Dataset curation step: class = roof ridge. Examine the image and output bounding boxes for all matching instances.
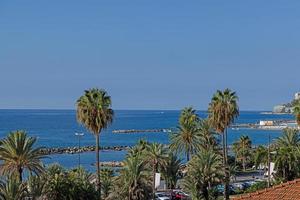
[231,178,300,199]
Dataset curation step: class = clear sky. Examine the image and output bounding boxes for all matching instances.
[0,1,299,110]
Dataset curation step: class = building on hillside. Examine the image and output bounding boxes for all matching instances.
[272,105,286,113]
[231,178,300,199]
[295,92,300,100]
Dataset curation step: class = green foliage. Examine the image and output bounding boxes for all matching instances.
[145,143,168,172]
[183,150,223,200]
[76,88,114,192]
[198,119,218,152]
[253,145,268,169]
[245,181,268,193]
[208,89,239,134]
[76,88,114,135]
[42,165,98,200]
[170,107,201,161]
[100,168,114,199]
[0,130,45,182]
[208,88,239,200]
[111,148,152,200]
[233,135,252,171]
[0,177,27,200]
[274,128,300,181]
[27,175,45,200]
[160,153,182,189]
[293,100,300,125]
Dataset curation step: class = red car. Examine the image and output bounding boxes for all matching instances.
[171,190,190,200]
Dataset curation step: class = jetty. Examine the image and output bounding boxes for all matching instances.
[39,145,129,155]
[112,129,171,134]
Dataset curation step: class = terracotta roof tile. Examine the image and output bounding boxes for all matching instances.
[231,178,300,200]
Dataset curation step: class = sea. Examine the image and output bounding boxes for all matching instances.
[0,110,294,171]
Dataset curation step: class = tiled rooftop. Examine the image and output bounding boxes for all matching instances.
[231,179,300,200]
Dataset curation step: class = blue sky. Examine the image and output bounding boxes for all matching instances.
[0,1,299,110]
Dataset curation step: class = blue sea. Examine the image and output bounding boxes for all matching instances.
[0,110,294,171]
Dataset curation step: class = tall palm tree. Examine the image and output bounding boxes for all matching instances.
[0,177,28,200]
[76,88,114,193]
[0,131,45,182]
[183,149,223,200]
[160,153,181,189]
[233,135,252,171]
[208,88,239,200]
[293,100,300,126]
[170,107,200,161]
[145,143,168,199]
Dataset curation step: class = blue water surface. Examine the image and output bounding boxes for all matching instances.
[0,110,294,170]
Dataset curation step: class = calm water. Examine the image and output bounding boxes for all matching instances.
[0,110,294,171]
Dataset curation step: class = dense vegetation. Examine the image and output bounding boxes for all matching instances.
[0,88,300,200]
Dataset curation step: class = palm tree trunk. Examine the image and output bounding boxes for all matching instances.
[18,167,23,182]
[153,161,157,200]
[222,132,229,200]
[96,134,101,199]
[202,183,209,200]
[225,128,228,163]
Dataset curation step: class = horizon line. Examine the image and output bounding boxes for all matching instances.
[0,108,272,112]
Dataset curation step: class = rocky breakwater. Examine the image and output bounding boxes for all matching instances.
[112,129,171,134]
[39,145,129,155]
[99,161,123,167]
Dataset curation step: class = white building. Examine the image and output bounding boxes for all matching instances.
[295,92,300,100]
[259,120,274,126]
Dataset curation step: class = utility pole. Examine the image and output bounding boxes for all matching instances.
[75,132,84,168]
[268,133,271,187]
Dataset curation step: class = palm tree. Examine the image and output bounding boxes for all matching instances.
[27,175,45,200]
[274,128,300,181]
[274,146,299,181]
[276,128,300,147]
[208,88,239,200]
[0,177,28,200]
[115,150,151,200]
[145,143,168,199]
[76,88,114,193]
[183,149,223,200]
[253,145,268,175]
[233,135,252,171]
[198,119,218,151]
[293,100,300,126]
[100,169,114,199]
[0,131,45,182]
[170,107,200,161]
[160,153,181,189]
[179,107,198,125]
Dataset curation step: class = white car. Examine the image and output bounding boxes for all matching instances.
[155,192,170,200]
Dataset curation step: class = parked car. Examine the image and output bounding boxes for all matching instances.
[155,192,170,200]
[216,184,235,195]
[232,182,246,190]
[171,190,190,200]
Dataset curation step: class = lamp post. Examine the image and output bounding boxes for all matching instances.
[75,132,84,168]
